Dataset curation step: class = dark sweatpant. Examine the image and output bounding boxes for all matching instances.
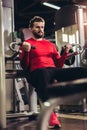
[28,67,87,101]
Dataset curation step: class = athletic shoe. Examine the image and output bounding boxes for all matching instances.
[48,111,61,129]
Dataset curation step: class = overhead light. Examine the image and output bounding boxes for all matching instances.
[42,2,60,10]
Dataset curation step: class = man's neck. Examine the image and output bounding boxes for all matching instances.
[32,36,43,41]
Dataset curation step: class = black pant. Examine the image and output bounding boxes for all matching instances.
[27,67,87,101]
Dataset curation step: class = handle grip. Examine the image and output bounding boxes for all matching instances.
[18,42,36,49]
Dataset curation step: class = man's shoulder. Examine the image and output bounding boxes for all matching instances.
[43,38,53,44]
[25,38,33,42]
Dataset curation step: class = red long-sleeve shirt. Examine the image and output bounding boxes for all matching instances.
[19,38,68,72]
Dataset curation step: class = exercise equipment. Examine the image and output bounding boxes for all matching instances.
[36,78,87,130]
[5,41,87,120]
[80,47,87,66]
[5,43,39,119]
[61,43,87,66]
[61,46,75,65]
[9,41,36,52]
[72,44,87,66]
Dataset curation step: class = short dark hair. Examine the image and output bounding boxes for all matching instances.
[29,16,45,28]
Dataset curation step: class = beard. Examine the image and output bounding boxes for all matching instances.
[32,30,44,39]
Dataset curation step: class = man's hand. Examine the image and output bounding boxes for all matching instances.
[22,42,31,52]
[65,44,73,53]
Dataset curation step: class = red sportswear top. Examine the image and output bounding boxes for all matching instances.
[19,38,68,72]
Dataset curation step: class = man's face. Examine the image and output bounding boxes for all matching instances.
[31,22,45,38]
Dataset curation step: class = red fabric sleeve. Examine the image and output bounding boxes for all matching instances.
[19,46,30,70]
[52,44,68,68]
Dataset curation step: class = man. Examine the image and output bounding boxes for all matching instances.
[19,16,87,128]
[19,15,72,100]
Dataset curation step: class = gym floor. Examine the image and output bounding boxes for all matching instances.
[6,113,87,130]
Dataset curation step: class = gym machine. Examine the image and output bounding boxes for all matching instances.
[6,41,87,116]
[60,44,87,113]
[5,42,39,119]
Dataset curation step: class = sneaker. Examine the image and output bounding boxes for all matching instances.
[48,112,61,129]
[48,124,61,129]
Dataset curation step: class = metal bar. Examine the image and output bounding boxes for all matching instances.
[0,0,6,128]
[77,7,87,112]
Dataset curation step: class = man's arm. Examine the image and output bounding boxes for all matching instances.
[19,42,31,70]
[53,43,72,68]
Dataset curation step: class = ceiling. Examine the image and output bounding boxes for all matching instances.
[14,0,87,36]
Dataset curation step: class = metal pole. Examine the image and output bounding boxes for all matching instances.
[0,0,6,128]
[76,6,85,67]
[77,6,85,47]
[77,6,87,112]
[29,85,38,112]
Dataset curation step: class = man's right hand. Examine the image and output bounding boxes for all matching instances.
[22,42,31,52]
